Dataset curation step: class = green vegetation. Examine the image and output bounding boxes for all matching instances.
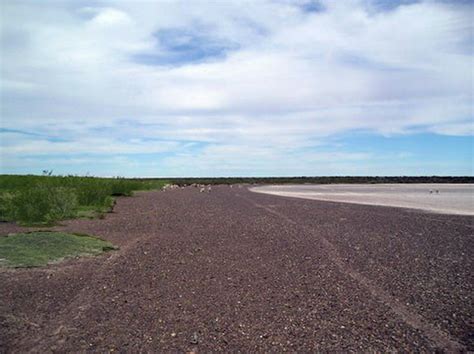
[0,174,167,225]
[0,231,117,268]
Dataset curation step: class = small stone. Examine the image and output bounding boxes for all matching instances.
[171,332,177,338]
[190,332,199,344]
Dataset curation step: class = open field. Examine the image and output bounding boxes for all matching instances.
[1,185,472,352]
[251,184,474,215]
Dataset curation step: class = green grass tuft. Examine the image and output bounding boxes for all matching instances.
[0,231,118,268]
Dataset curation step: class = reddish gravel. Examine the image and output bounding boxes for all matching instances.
[0,185,472,352]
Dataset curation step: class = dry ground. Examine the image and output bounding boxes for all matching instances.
[251,184,474,215]
[0,185,473,352]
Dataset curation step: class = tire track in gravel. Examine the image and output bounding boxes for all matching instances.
[237,193,466,352]
[2,187,471,352]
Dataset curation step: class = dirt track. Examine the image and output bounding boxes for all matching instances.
[1,186,473,352]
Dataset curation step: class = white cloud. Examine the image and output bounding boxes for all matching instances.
[0,0,472,175]
[87,7,133,27]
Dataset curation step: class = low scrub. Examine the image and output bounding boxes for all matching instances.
[10,185,78,224]
[0,175,167,225]
[0,193,14,222]
[75,179,112,206]
[109,179,143,196]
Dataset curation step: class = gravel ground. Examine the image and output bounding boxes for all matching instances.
[0,185,472,352]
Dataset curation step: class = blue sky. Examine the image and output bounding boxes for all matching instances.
[0,0,472,177]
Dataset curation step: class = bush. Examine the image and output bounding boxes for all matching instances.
[11,185,52,224]
[110,179,136,196]
[46,187,78,222]
[10,185,78,224]
[75,180,111,206]
[0,193,14,221]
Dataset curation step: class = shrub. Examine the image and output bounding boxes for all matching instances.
[11,185,52,224]
[10,185,78,224]
[110,179,136,196]
[46,187,78,222]
[75,180,111,206]
[0,193,14,221]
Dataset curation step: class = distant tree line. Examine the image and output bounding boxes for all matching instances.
[139,176,474,186]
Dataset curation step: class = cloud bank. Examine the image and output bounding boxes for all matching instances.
[1,0,472,176]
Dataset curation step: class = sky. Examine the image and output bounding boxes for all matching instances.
[0,0,473,177]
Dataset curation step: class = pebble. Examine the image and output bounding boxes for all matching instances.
[190,332,199,344]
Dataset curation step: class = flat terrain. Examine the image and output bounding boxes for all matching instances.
[252,184,474,215]
[0,186,473,352]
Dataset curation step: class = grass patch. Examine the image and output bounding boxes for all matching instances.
[0,231,117,268]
